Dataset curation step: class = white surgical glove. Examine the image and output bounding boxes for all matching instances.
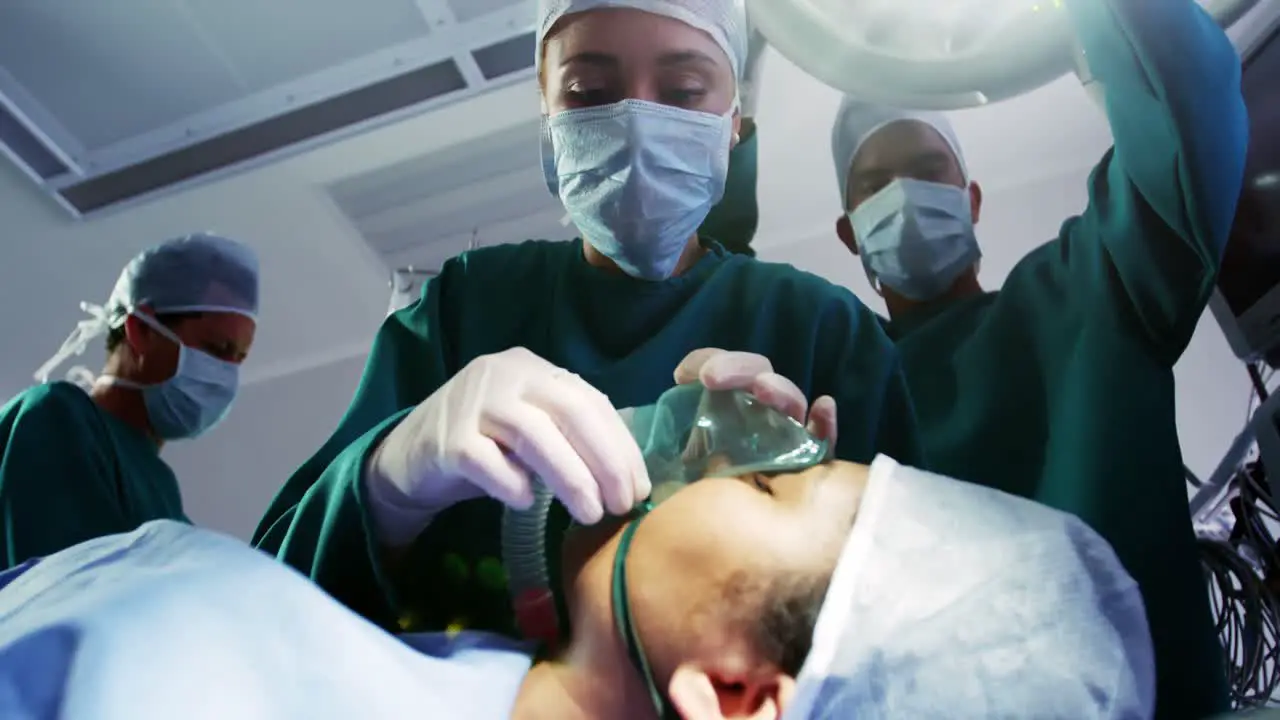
[673,348,838,445]
[365,347,652,546]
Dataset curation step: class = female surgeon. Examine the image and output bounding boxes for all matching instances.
[253,0,923,638]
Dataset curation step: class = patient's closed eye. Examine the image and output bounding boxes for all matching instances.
[749,474,774,496]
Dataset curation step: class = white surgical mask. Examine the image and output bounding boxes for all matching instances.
[849,178,981,301]
[541,99,733,281]
[101,314,240,440]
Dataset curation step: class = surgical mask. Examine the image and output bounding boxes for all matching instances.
[541,99,734,281]
[101,314,240,440]
[849,178,981,302]
[502,383,830,716]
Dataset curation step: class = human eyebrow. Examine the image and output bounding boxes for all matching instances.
[560,51,619,70]
[851,167,891,186]
[655,50,719,69]
[909,151,956,174]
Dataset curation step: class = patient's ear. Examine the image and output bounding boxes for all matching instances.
[668,663,797,720]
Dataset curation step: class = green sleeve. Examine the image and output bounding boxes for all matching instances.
[253,409,414,629]
[1063,0,1247,363]
[700,120,759,256]
[0,388,126,568]
[252,260,461,628]
[819,296,926,469]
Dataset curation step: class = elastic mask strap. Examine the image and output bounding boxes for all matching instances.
[131,311,183,345]
[611,502,679,720]
[98,312,184,391]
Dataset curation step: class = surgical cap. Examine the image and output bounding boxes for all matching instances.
[785,455,1155,719]
[831,96,970,210]
[103,232,259,328]
[534,0,748,81]
[34,232,259,383]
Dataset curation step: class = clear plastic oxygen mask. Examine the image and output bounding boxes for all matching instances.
[500,382,830,647]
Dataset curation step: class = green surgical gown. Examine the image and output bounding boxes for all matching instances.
[700,120,758,256]
[0,382,187,570]
[254,240,923,637]
[886,1,1247,717]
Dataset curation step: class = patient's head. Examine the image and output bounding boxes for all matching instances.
[537,460,868,720]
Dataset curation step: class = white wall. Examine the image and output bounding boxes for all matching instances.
[164,353,367,540]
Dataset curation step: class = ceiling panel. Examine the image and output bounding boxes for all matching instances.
[328,118,567,271]
[181,0,431,91]
[328,119,542,221]
[0,0,538,217]
[447,0,529,24]
[0,1,242,149]
[380,204,574,272]
[360,171,557,254]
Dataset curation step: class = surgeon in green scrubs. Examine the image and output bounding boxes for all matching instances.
[828,0,1247,716]
[254,0,922,641]
[0,233,259,570]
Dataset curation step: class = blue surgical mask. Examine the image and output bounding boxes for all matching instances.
[541,99,733,281]
[848,178,982,301]
[103,314,240,440]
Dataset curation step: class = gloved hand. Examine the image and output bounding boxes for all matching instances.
[365,347,651,547]
[673,348,838,445]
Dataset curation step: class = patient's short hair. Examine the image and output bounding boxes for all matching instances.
[721,570,831,676]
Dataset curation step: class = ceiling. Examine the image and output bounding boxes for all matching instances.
[329,118,571,274]
[0,0,537,216]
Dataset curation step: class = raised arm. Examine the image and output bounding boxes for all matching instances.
[1064,0,1248,361]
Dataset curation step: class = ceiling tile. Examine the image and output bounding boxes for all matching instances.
[447,0,528,24]
[0,1,242,149]
[181,0,432,92]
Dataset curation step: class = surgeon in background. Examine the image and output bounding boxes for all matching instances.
[0,233,259,571]
[827,0,1247,716]
[253,0,923,643]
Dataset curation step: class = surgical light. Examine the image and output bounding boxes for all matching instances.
[747,0,1264,110]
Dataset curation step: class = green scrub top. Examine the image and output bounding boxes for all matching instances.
[885,1,1247,717]
[254,239,923,638]
[0,382,188,570]
[700,120,759,256]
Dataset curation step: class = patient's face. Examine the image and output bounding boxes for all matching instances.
[624,460,867,663]
[639,460,865,573]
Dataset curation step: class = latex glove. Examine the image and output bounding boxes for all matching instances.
[366,347,651,546]
[673,348,838,445]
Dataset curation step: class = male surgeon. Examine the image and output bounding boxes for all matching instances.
[829,0,1247,716]
[0,233,259,570]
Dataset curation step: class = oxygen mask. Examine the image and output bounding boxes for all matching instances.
[501,382,830,648]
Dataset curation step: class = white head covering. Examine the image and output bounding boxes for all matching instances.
[34,232,259,384]
[830,96,970,210]
[534,0,748,82]
[786,455,1155,719]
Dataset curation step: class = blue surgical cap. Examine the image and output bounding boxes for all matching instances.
[785,455,1155,719]
[104,232,259,329]
[535,0,748,82]
[35,232,260,383]
[830,96,969,210]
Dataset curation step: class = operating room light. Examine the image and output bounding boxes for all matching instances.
[747,0,1263,110]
